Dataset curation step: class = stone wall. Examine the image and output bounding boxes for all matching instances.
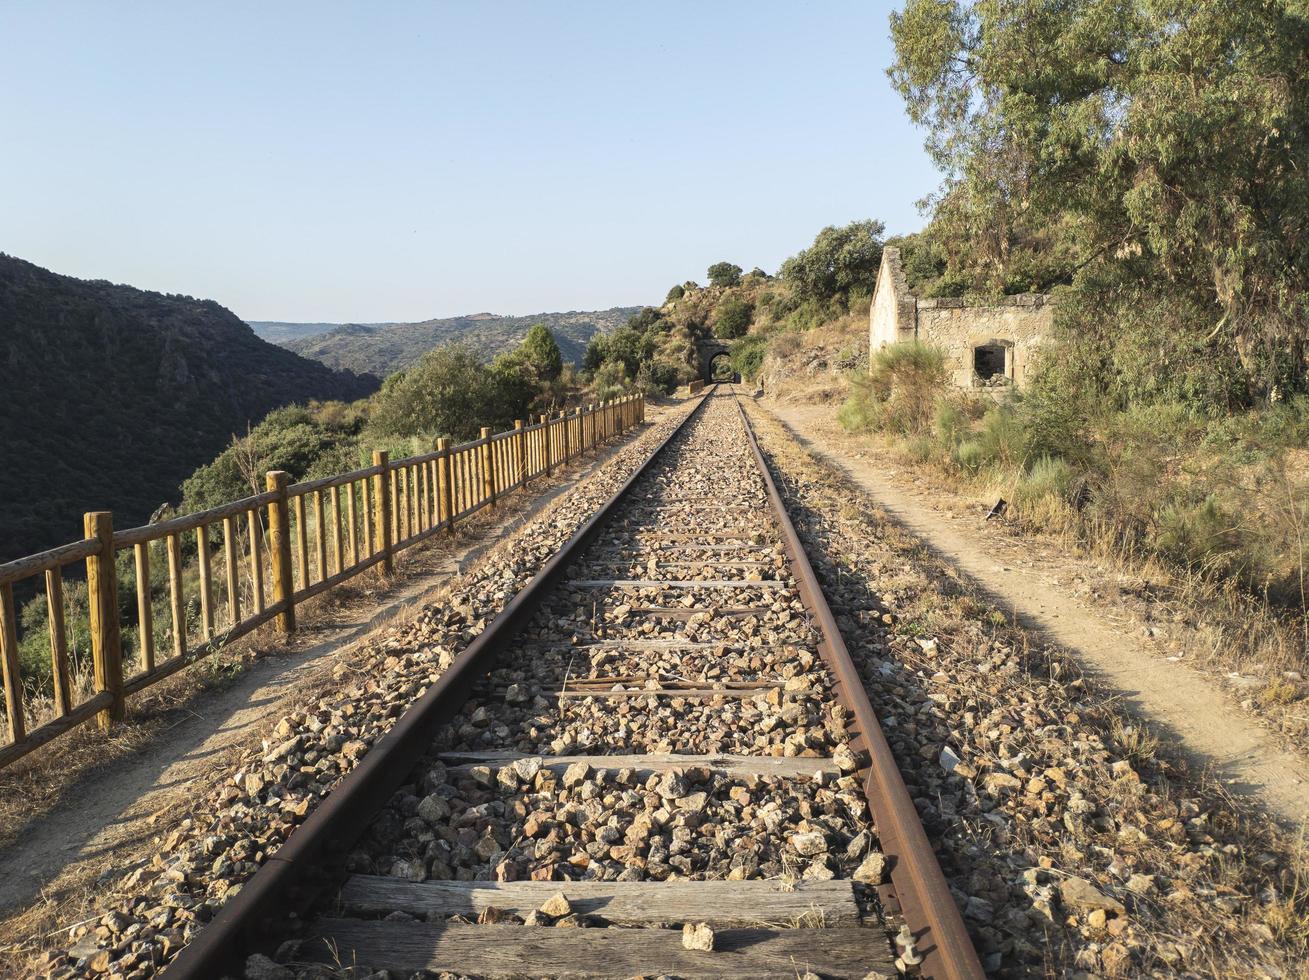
[869,248,1053,389]
[870,247,917,348]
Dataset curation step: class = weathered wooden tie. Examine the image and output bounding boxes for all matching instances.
[338,878,860,925]
[302,920,894,978]
[436,751,840,780]
[568,579,787,589]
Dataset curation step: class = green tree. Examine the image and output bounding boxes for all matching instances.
[889,0,1309,402]
[518,324,563,383]
[582,336,607,372]
[713,297,752,339]
[369,343,495,441]
[707,262,743,288]
[601,325,653,378]
[780,220,885,304]
[665,284,685,303]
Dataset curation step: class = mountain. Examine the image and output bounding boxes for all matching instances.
[246,320,372,344]
[0,255,379,562]
[257,307,640,377]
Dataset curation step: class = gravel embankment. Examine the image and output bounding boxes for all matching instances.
[745,401,1307,979]
[31,404,699,980]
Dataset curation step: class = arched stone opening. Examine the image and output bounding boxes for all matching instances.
[709,352,737,382]
[695,339,733,381]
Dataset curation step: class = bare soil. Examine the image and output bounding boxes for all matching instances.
[766,400,1309,828]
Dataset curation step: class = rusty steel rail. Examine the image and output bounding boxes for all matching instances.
[734,392,985,980]
[165,385,980,978]
[164,389,714,979]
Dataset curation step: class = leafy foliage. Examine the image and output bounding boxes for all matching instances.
[889,0,1309,402]
[707,262,743,288]
[839,341,947,435]
[370,342,532,442]
[730,335,768,381]
[182,404,368,512]
[713,297,752,339]
[517,324,563,383]
[591,360,629,401]
[780,220,885,305]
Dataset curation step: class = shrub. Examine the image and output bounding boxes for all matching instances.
[1017,369,1093,466]
[713,298,752,339]
[955,439,987,473]
[932,400,970,452]
[182,403,365,511]
[1154,495,1242,575]
[730,335,768,381]
[1013,455,1076,511]
[665,284,685,303]
[635,359,682,395]
[782,297,836,333]
[970,403,1026,470]
[867,342,948,435]
[838,375,883,433]
[592,359,629,402]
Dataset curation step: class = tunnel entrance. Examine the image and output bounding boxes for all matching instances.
[709,352,737,382]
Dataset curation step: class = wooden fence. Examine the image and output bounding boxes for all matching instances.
[0,394,644,768]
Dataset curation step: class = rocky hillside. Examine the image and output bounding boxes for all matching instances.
[246,320,354,344]
[269,308,639,377]
[0,255,378,561]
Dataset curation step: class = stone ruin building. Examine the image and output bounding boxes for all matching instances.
[869,247,1053,389]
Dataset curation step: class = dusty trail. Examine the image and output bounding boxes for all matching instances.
[767,400,1309,828]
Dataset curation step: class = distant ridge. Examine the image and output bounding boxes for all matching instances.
[0,254,379,561]
[251,306,640,377]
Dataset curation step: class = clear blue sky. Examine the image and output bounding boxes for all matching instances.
[0,1,937,323]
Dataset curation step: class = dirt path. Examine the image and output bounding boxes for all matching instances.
[0,420,659,929]
[767,400,1309,828]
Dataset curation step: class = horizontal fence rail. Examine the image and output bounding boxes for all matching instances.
[0,395,644,769]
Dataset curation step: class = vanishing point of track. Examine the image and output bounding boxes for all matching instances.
[168,387,983,979]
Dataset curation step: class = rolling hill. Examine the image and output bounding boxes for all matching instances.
[253,307,640,377]
[0,254,379,562]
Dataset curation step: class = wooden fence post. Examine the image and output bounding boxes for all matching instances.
[84,511,124,730]
[266,471,295,633]
[480,427,496,507]
[437,438,455,534]
[640,392,645,422]
[514,421,526,487]
[560,410,570,463]
[541,415,553,475]
[585,404,595,451]
[372,451,393,575]
[0,583,24,743]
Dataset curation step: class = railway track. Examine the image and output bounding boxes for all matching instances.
[169,388,982,979]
